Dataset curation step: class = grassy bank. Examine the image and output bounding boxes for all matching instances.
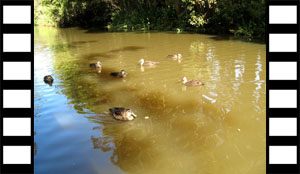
[34,0,265,41]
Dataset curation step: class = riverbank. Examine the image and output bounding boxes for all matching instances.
[34,0,265,42]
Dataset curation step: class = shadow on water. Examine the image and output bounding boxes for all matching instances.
[84,28,109,34]
[81,46,145,60]
[107,46,146,53]
[209,35,232,41]
[71,40,98,45]
[82,52,114,59]
[133,30,163,34]
[209,35,265,44]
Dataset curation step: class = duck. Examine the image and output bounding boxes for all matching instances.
[110,70,127,78]
[109,107,137,121]
[44,75,54,85]
[90,61,102,73]
[138,59,159,67]
[167,54,182,59]
[90,61,101,68]
[182,76,204,86]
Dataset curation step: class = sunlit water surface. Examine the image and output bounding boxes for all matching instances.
[34,27,266,174]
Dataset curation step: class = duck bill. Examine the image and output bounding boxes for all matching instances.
[131,113,137,118]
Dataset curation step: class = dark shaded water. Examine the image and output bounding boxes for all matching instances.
[34,27,266,174]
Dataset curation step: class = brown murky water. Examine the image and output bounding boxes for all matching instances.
[34,27,266,174]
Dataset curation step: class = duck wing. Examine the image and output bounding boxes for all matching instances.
[185,80,204,86]
[192,80,204,86]
[109,107,125,115]
[110,72,119,77]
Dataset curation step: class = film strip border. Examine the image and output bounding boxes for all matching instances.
[0,0,34,173]
[267,0,300,174]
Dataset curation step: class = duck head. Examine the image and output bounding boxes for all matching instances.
[177,54,182,58]
[138,59,144,65]
[182,76,188,84]
[44,75,54,86]
[121,70,127,76]
[126,109,137,120]
[97,61,101,66]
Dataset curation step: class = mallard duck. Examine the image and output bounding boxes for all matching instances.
[110,70,127,78]
[109,107,137,121]
[182,77,204,86]
[90,61,102,73]
[90,61,101,68]
[138,59,159,67]
[167,54,182,59]
[44,75,54,85]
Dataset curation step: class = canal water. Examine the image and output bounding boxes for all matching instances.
[34,27,266,174]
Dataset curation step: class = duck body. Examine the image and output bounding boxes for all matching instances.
[44,75,54,85]
[182,77,204,86]
[90,61,102,73]
[110,70,127,78]
[109,107,137,121]
[167,54,182,59]
[90,61,101,68]
[138,59,159,67]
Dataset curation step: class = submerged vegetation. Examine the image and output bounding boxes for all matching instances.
[34,0,265,41]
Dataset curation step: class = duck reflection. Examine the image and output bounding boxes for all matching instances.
[34,142,38,156]
[140,66,144,72]
[89,116,160,173]
[34,131,38,156]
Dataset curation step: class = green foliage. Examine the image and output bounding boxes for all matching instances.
[208,0,265,40]
[109,6,180,31]
[35,0,265,41]
[35,0,114,27]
